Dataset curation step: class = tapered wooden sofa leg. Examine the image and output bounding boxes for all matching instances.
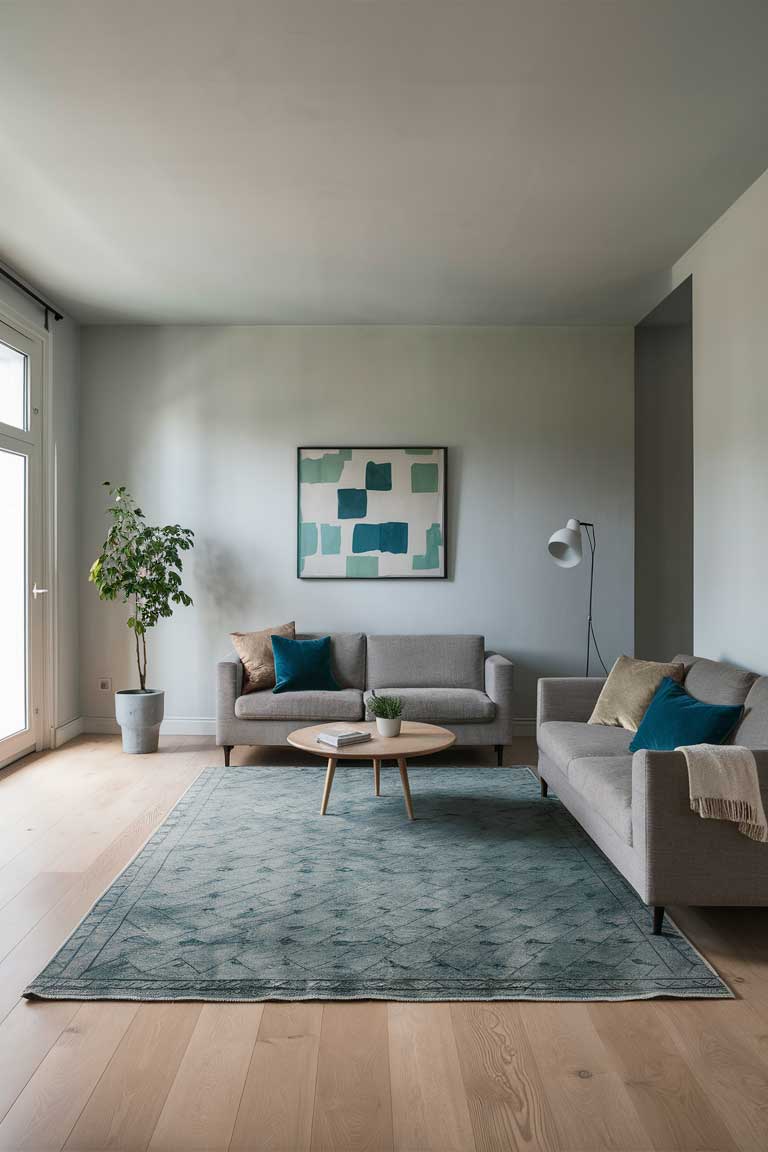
[495,744,503,767]
[223,745,232,767]
[652,906,665,935]
[540,777,548,798]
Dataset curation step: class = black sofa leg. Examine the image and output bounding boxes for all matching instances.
[223,745,232,767]
[652,906,665,935]
[495,744,503,767]
[540,776,548,798]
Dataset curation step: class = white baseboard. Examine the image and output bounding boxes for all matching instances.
[162,717,216,736]
[83,716,120,735]
[512,718,536,737]
[80,716,534,739]
[54,716,85,746]
[82,715,215,736]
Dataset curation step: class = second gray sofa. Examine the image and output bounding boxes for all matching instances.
[217,633,515,765]
[537,654,768,934]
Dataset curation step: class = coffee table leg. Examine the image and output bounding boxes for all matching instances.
[321,757,336,815]
[397,757,415,820]
[373,758,381,796]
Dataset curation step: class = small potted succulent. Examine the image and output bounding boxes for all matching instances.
[89,483,194,754]
[369,692,403,738]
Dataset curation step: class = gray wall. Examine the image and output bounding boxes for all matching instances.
[635,280,693,660]
[0,278,80,739]
[79,325,634,727]
[646,166,768,673]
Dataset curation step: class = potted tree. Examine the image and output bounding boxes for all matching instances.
[89,483,194,753]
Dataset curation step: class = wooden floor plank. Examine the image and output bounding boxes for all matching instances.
[231,1002,322,1152]
[519,1001,651,1151]
[451,1002,559,1152]
[589,1001,740,1151]
[64,1002,202,1151]
[147,1003,263,1152]
[672,906,768,1021]
[0,743,129,865]
[388,1003,475,1152]
[0,1002,139,1151]
[0,873,79,963]
[0,820,98,910]
[0,1000,80,1124]
[663,999,768,1152]
[311,1002,392,1152]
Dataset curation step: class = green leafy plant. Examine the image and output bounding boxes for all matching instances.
[89,483,194,691]
[368,692,403,719]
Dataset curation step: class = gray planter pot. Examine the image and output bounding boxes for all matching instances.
[115,689,164,754]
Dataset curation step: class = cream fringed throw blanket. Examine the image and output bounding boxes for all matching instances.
[677,744,768,843]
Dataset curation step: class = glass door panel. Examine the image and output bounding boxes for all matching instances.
[0,316,42,768]
[0,339,27,431]
[0,447,27,743]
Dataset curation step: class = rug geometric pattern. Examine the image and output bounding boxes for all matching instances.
[25,766,731,1001]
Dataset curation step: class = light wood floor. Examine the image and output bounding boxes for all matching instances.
[1,736,768,1151]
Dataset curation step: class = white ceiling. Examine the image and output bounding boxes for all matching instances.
[1,1,767,325]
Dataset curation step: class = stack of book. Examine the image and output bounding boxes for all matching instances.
[316,729,372,749]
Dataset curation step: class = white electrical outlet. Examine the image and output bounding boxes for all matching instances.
[98,677,112,692]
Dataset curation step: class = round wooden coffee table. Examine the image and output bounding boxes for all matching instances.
[287,720,456,820]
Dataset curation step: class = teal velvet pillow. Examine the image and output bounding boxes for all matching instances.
[272,635,340,693]
[629,676,742,752]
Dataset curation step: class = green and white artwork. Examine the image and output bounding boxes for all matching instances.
[298,447,446,578]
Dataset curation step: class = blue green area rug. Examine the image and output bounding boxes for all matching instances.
[25,766,730,1002]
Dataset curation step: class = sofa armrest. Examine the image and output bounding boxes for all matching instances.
[632,748,768,905]
[632,749,690,847]
[216,661,242,723]
[536,677,605,729]
[484,652,514,712]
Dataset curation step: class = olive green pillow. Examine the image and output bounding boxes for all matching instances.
[588,655,685,731]
[231,622,295,693]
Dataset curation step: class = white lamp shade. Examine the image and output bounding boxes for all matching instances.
[548,517,582,567]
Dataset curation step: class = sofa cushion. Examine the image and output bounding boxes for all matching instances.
[231,621,295,693]
[298,633,365,689]
[235,689,364,722]
[538,721,633,772]
[673,654,757,706]
[588,655,684,731]
[733,676,768,749]
[272,635,340,693]
[629,677,743,753]
[567,756,633,844]
[364,688,495,724]
[366,634,485,690]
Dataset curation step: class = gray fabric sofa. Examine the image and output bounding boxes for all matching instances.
[537,654,768,934]
[217,633,515,765]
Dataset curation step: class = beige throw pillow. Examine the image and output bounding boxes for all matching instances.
[231,622,295,693]
[588,655,685,731]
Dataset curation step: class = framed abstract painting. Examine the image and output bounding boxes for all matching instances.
[297,446,447,579]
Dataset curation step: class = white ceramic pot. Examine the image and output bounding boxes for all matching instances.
[114,689,164,754]
[376,716,402,738]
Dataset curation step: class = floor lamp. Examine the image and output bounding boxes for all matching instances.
[547,517,609,677]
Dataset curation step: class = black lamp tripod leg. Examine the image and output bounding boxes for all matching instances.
[584,523,596,677]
